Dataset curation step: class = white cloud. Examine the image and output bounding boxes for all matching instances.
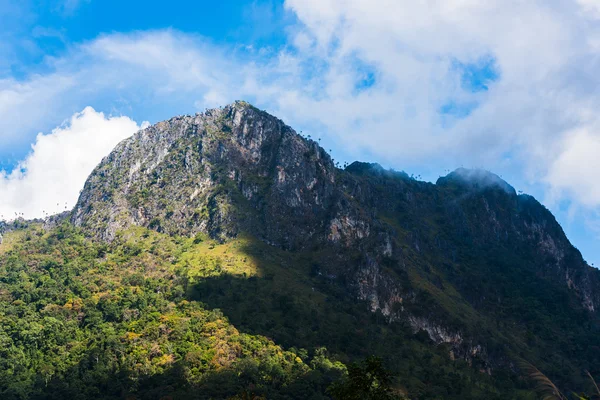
[0,74,77,146]
[277,0,600,205]
[0,107,142,220]
[577,0,600,16]
[546,128,600,207]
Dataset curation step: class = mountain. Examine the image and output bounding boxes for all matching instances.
[1,101,599,399]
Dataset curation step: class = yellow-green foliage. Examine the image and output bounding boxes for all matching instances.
[0,228,28,255]
[177,234,261,283]
[0,223,345,400]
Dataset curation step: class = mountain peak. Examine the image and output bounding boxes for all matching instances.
[70,102,599,320]
[197,100,255,117]
[436,167,516,195]
[71,102,335,246]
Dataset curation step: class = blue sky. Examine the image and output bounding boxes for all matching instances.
[1,0,600,267]
[0,0,291,164]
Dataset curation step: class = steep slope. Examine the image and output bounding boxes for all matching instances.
[71,101,600,390]
[338,162,600,381]
[2,101,599,398]
[72,102,336,248]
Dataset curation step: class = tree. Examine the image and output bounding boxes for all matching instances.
[327,357,405,400]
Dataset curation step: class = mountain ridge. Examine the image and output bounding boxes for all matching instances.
[71,99,600,330]
[1,100,599,398]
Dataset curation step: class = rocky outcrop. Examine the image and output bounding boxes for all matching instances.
[72,101,337,249]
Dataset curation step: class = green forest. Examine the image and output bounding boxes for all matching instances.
[0,221,544,399]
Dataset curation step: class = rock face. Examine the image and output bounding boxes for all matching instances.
[72,102,336,248]
[72,101,600,370]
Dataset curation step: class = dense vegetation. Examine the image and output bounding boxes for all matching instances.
[0,221,538,399]
[0,223,349,399]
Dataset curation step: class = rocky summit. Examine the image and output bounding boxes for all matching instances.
[1,101,599,399]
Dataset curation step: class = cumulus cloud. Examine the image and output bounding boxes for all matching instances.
[0,107,143,220]
[280,1,596,158]
[546,128,600,207]
[276,0,600,213]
